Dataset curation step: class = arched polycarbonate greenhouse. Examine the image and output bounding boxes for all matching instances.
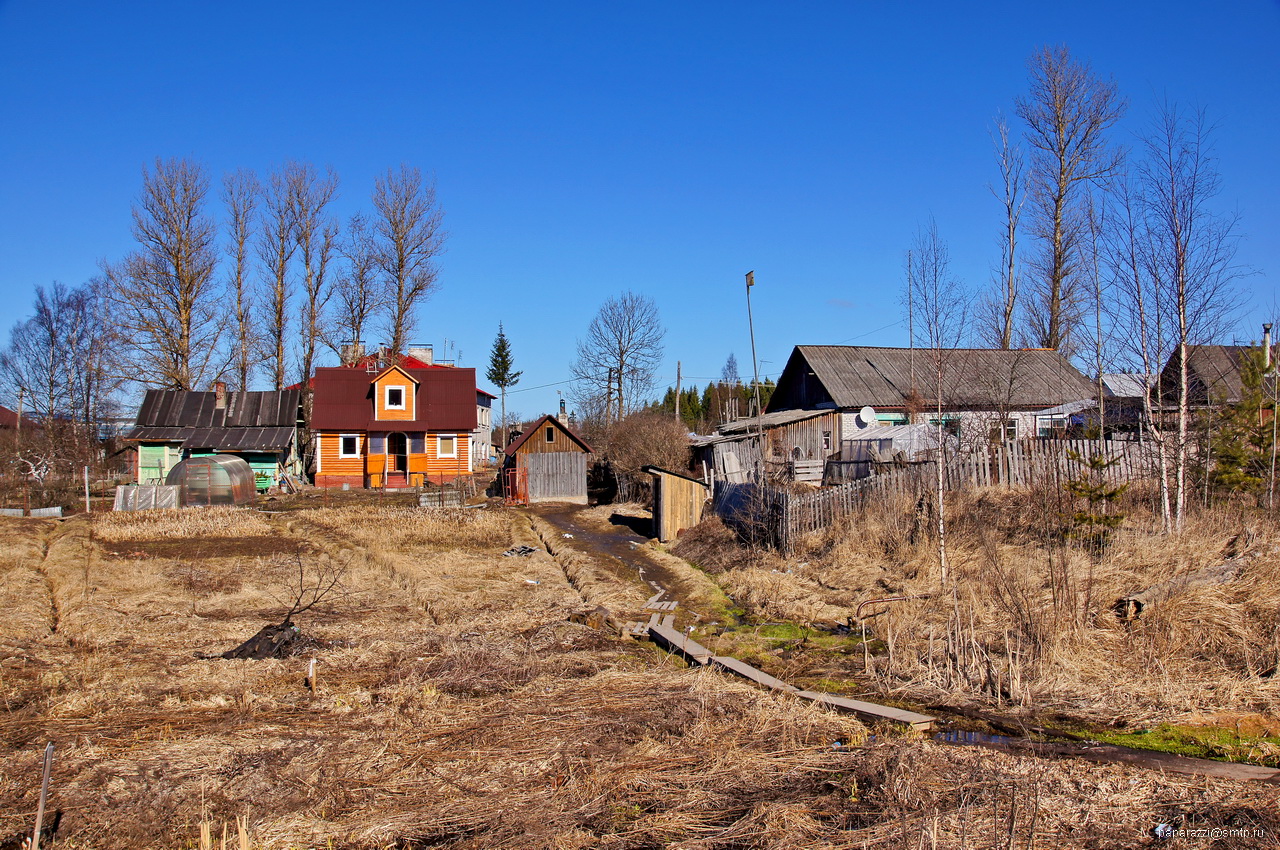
[164,455,258,507]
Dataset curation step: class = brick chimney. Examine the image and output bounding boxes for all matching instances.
[214,381,227,410]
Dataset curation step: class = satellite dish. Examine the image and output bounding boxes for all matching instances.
[857,406,877,428]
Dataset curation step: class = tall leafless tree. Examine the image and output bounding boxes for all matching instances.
[258,163,300,390]
[983,115,1025,348]
[103,157,224,390]
[905,221,970,584]
[222,169,260,391]
[1137,102,1243,530]
[1017,45,1126,355]
[571,292,665,426]
[290,164,339,391]
[327,214,385,363]
[372,165,445,355]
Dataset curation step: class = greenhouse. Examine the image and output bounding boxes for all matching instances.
[164,455,259,507]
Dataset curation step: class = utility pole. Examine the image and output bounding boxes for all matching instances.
[745,271,764,459]
[674,361,682,424]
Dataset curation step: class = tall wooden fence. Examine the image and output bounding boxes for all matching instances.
[716,439,1156,555]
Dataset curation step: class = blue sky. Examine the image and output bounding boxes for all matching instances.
[1,1,1277,418]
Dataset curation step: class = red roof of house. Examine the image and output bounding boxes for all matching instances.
[310,366,478,431]
[0,405,33,429]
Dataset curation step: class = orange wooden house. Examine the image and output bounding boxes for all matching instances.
[311,364,478,488]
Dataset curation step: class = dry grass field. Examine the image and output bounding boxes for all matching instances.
[0,495,1277,848]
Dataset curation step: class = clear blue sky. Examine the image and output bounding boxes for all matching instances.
[2,1,1277,418]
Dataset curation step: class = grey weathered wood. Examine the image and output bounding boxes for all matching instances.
[648,623,713,665]
[661,614,675,628]
[709,655,800,693]
[525,452,589,504]
[795,690,935,731]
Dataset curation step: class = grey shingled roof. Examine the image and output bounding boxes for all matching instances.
[772,345,1094,411]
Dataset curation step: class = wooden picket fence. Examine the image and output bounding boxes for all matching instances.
[720,439,1157,555]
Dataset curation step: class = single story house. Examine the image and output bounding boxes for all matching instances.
[126,384,302,489]
[504,413,593,503]
[767,345,1096,450]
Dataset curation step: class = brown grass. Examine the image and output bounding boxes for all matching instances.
[2,495,1279,848]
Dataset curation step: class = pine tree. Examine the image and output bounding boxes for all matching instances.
[1211,345,1273,499]
[486,323,523,454]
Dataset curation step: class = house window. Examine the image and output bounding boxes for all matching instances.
[385,386,406,410]
[545,426,555,443]
[928,416,961,438]
[822,431,832,451]
[988,418,1017,443]
[339,434,360,458]
[1037,416,1068,438]
[438,435,456,458]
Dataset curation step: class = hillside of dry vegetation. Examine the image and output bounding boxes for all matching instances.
[675,482,1280,734]
[0,497,1277,848]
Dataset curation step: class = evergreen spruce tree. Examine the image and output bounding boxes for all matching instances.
[1211,345,1274,499]
[486,323,523,454]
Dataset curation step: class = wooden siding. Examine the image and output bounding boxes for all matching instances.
[373,369,415,421]
[763,412,840,461]
[318,432,366,477]
[649,469,708,542]
[513,424,586,455]
[525,453,588,503]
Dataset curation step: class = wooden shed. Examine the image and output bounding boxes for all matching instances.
[504,415,593,504]
[643,466,708,543]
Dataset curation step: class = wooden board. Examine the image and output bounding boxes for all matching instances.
[795,690,935,731]
[648,623,713,665]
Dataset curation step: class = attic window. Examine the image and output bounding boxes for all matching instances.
[545,426,555,443]
[385,386,406,410]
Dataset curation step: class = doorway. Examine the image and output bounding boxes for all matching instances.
[387,432,408,479]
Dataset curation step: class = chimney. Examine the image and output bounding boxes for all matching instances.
[558,398,568,424]
[1265,323,1273,369]
[407,344,434,365]
[340,341,365,366]
[214,381,227,410]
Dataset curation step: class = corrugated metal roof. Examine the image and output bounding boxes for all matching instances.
[134,389,301,428]
[1101,373,1149,399]
[773,346,1094,411]
[309,367,478,431]
[717,409,832,434]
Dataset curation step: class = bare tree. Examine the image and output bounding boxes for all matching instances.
[1138,102,1243,529]
[258,163,299,390]
[327,214,385,363]
[103,157,224,390]
[372,165,446,355]
[571,292,665,425]
[983,115,1025,348]
[222,169,260,391]
[1017,45,1126,354]
[905,221,970,584]
[290,164,339,392]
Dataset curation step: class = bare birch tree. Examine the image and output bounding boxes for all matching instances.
[372,165,446,355]
[571,292,664,426]
[103,157,224,389]
[905,221,970,584]
[1138,102,1243,530]
[222,169,260,391]
[258,163,299,390]
[1017,45,1125,355]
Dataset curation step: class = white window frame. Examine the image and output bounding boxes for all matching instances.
[339,434,361,458]
[437,434,457,458]
[384,385,407,411]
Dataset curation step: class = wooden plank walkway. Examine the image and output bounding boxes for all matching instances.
[796,690,935,732]
[646,622,935,731]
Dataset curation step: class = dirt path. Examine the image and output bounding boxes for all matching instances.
[524,503,734,627]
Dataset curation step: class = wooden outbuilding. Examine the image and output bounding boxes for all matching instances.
[644,466,708,542]
[504,415,593,504]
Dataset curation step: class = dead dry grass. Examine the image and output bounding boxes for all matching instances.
[677,485,1280,727]
[2,495,1279,848]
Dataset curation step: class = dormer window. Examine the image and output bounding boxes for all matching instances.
[385,386,406,410]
